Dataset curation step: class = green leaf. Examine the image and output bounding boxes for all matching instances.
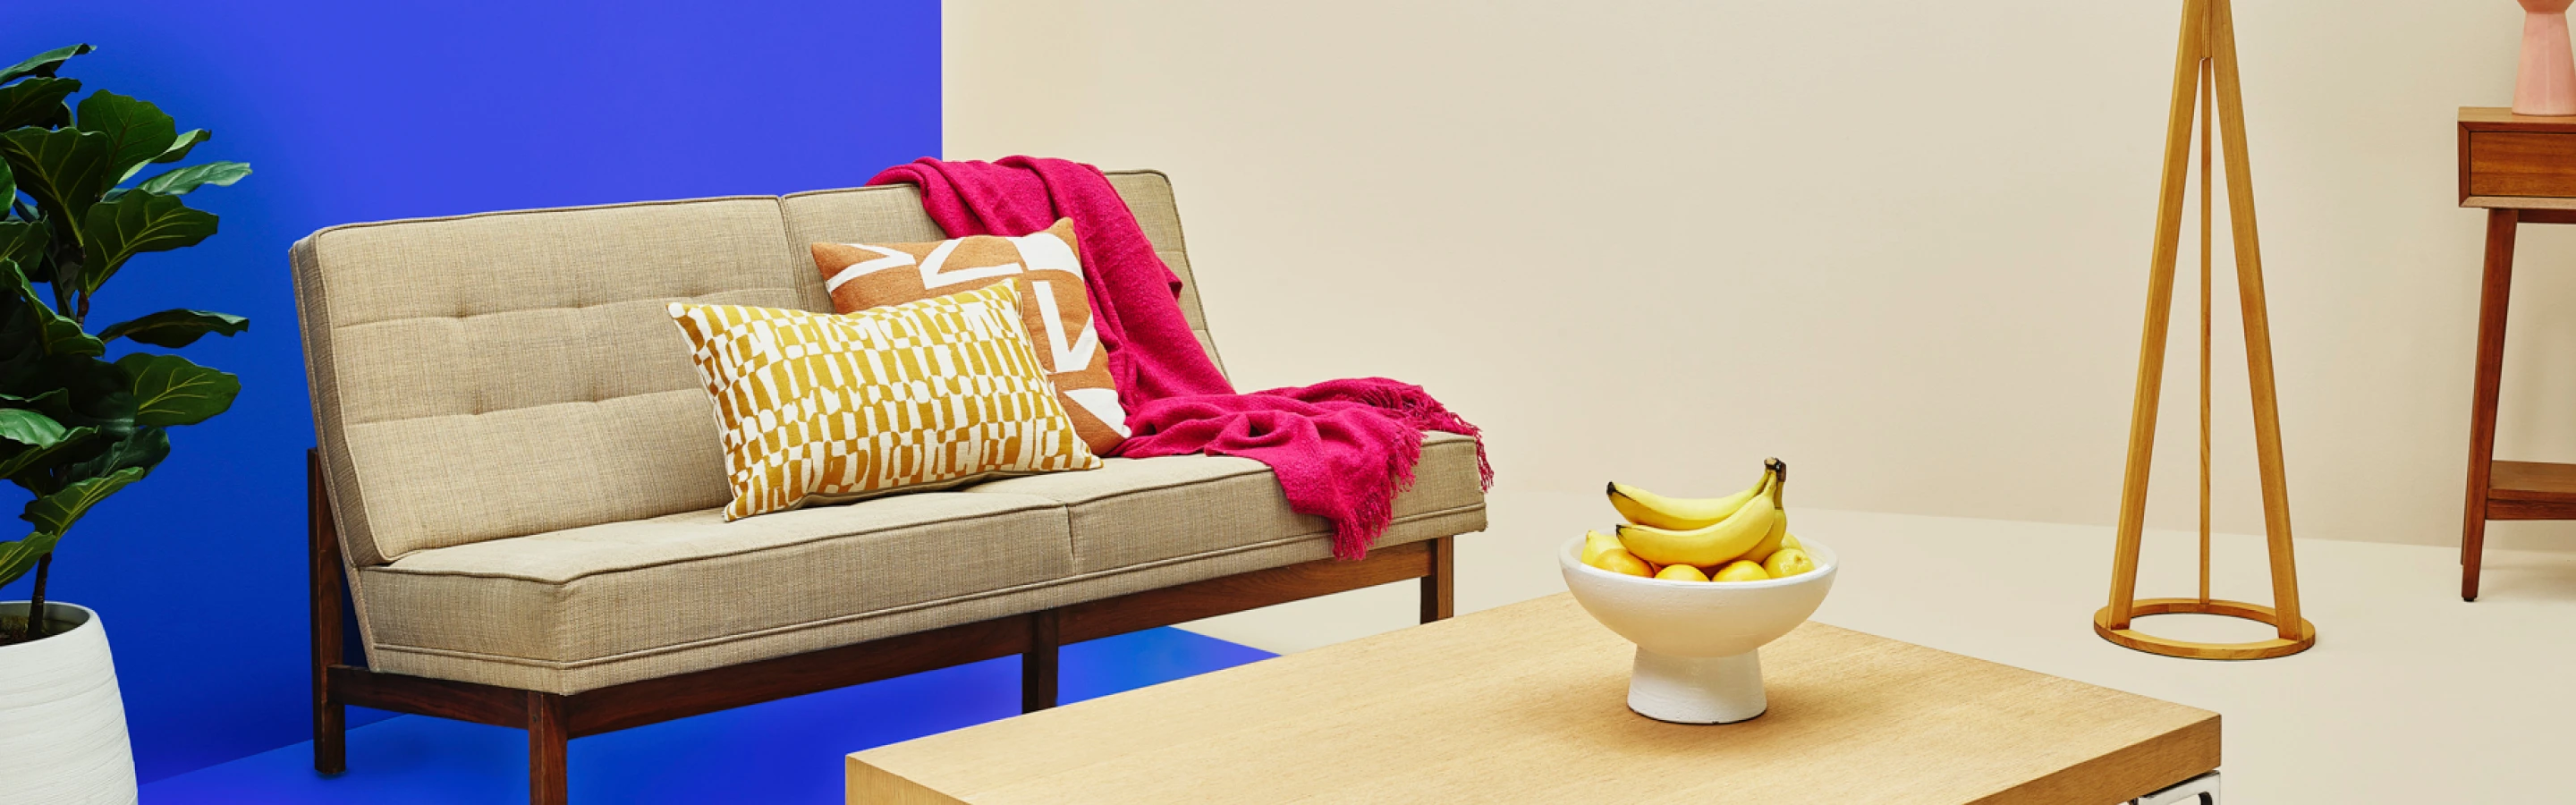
[0,330,46,393]
[64,427,164,483]
[21,464,144,536]
[21,357,135,449]
[0,222,51,285]
[0,76,80,131]
[0,425,94,484]
[0,389,68,409]
[98,309,247,347]
[0,45,94,84]
[0,127,114,227]
[0,222,44,272]
[154,129,207,163]
[133,161,250,197]
[0,152,13,208]
[0,428,140,576]
[75,91,178,183]
[0,408,65,446]
[118,352,236,427]
[0,260,101,358]
[117,129,208,184]
[27,310,99,358]
[0,530,66,589]
[78,191,216,293]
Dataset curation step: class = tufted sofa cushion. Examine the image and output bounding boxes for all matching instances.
[293,197,824,566]
[348,440,1485,695]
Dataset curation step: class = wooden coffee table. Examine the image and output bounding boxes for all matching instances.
[848,594,2219,804]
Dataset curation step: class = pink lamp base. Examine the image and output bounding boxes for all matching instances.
[2520,1,2576,115]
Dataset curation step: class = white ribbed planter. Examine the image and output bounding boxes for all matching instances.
[0,603,137,805]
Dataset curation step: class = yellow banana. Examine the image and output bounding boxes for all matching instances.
[1741,459,1792,562]
[1616,474,1779,566]
[1607,466,1771,530]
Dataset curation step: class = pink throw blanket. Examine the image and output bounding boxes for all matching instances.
[867,157,1490,557]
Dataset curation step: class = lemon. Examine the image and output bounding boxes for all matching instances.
[1763,548,1818,579]
[1581,530,1627,565]
[1711,560,1770,582]
[1588,547,1654,578]
[1654,564,1710,582]
[1779,533,1802,552]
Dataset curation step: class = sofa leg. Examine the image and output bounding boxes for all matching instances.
[1022,609,1060,713]
[309,450,348,775]
[528,692,570,805]
[314,698,344,775]
[1420,536,1455,624]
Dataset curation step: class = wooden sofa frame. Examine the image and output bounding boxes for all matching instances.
[307,451,1456,804]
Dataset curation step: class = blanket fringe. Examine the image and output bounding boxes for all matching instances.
[1332,428,1424,560]
[1339,380,1495,492]
[1323,380,1491,559]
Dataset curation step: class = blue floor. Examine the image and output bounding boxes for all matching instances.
[142,628,1273,804]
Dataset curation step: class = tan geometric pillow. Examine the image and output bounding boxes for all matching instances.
[810,218,1127,454]
[667,282,1100,521]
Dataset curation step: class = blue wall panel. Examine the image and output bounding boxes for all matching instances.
[0,1,941,783]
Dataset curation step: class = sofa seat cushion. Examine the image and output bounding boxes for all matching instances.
[348,432,1488,695]
[356,491,1072,690]
[963,431,1487,573]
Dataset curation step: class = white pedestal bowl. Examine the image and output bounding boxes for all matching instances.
[1559,536,1838,724]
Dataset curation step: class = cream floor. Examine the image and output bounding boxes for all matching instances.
[1178,492,2576,804]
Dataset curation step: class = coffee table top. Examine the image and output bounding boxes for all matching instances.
[848,594,2217,804]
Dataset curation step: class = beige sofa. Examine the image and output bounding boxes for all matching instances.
[292,171,1487,803]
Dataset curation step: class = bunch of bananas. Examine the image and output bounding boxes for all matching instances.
[1580,459,1819,583]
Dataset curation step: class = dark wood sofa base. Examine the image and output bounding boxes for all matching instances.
[308,451,1458,805]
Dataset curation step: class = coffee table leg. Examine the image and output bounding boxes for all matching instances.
[2130,770,2219,804]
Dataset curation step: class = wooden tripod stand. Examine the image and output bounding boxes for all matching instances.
[2094,0,2316,661]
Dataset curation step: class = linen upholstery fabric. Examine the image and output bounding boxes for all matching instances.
[669,284,1100,521]
[296,169,1492,696]
[359,491,1072,693]
[968,431,1486,573]
[813,218,1130,453]
[291,197,818,567]
[357,470,1484,694]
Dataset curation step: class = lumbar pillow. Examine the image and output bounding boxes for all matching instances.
[668,281,1100,521]
[810,218,1128,454]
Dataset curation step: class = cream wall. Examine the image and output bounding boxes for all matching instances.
[944,0,2576,551]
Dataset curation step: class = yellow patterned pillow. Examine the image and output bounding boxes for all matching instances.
[668,282,1100,520]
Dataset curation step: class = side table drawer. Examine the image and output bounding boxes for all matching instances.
[2465,131,2576,198]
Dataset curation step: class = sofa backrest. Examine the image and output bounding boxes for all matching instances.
[295,169,1216,566]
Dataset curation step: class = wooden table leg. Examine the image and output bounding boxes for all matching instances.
[2463,208,2519,602]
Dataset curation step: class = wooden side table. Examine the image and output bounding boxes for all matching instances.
[2457,106,2576,601]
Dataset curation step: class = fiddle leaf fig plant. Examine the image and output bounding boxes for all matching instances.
[0,44,247,644]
